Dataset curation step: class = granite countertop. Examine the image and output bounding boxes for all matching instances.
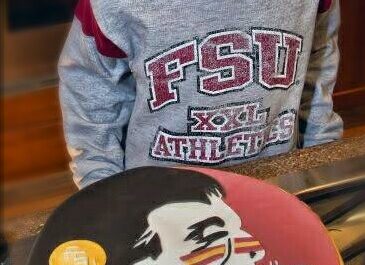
[4,135,365,243]
[226,136,365,180]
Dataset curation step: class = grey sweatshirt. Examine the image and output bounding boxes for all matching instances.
[59,0,343,188]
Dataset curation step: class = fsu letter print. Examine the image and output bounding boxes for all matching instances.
[198,30,253,95]
[146,41,198,111]
[150,100,296,165]
[252,29,303,89]
[145,28,303,111]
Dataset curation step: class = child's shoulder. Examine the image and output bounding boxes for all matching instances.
[89,0,142,26]
[90,0,119,15]
[90,0,134,14]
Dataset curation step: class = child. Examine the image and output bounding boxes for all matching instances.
[59,0,343,188]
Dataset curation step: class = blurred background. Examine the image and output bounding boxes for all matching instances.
[1,1,365,222]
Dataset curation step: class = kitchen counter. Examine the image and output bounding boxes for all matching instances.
[226,135,365,180]
[4,135,365,264]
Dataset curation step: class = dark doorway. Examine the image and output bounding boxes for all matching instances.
[7,0,78,31]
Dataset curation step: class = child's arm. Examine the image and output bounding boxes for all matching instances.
[58,0,135,188]
[299,0,343,147]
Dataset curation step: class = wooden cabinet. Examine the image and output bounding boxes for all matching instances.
[333,0,365,110]
[336,0,365,92]
[3,88,70,182]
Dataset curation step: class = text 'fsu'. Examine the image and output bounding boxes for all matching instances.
[145,28,303,111]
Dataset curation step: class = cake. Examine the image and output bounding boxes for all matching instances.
[27,167,343,265]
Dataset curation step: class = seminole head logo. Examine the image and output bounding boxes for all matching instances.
[28,167,342,265]
[133,189,265,265]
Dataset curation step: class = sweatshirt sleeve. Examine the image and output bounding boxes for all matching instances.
[58,0,136,188]
[299,0,343,147]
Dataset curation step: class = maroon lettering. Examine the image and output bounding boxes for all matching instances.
[198,31,253,95]
[188,138,208,160]
[150,108,296,164]
[244,131,264,156]
[279,112,295,140]
[253,30,302,89]
[167,137,187,158]
[146,41,197,111]
[245,103,267,126]
[209,139,224,161]
[153,134,172,157]
[189,102,269,134]
[264,118,279,144]
[145,29,303,112]
[190,111,218,132]
[226,134,243,157]
[221,107,244,131]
